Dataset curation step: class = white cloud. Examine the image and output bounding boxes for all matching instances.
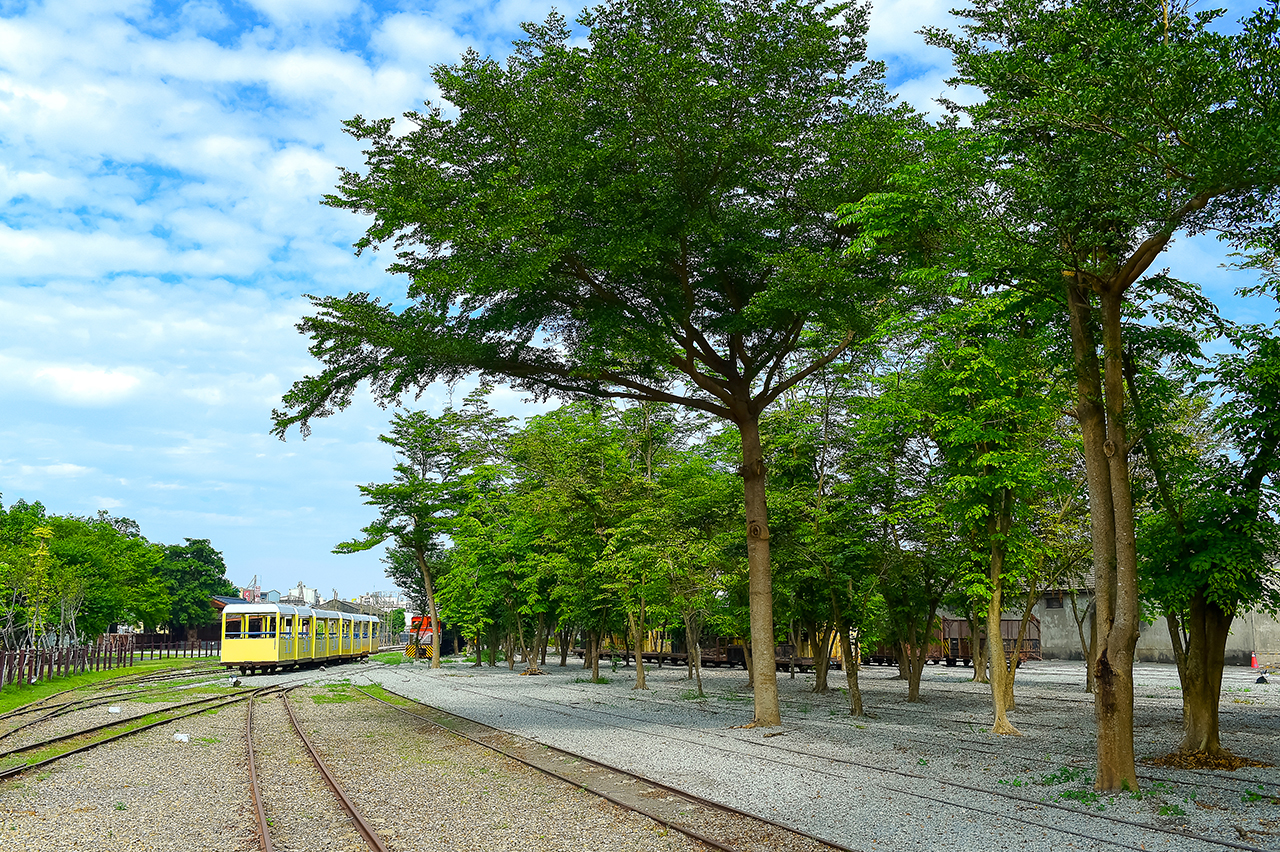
[33,365,143,404]
[18,462,93,476]
[91,496,124,509]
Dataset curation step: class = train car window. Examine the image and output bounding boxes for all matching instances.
[225,617,242,638]
[282,617,292,637]
[268,616,277,638]
[247,616,263,636]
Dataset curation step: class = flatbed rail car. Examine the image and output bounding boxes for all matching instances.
[221,603,382,675]
[575,639,747,669]
[864,615,1041,668]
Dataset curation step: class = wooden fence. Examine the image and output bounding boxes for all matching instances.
[0,636,221,690]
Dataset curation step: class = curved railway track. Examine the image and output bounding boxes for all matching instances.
[0,688,271,782]
[420,677,1276,852]
[0,664,222,725]
[246,687,389,852]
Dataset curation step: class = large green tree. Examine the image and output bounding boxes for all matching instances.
[1136,328,1280,756]
[926,0,1280,790]
[158,539,237,639]
[272,0,913,724]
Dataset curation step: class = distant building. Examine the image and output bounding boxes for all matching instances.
[265,589,281,603]
[281,583,320,606]
[1035,589,1280,668]
[240,576,262,603]
[354,591,409,613]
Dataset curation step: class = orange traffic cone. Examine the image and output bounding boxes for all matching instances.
[1252,652,1258,669]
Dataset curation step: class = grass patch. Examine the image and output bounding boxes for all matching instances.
[369,652,412,665]
[359,684,417,709]
[0,658,223,716]
[679,689,706,700]
[571,676,610,684]
[311,684,359,704]
[1039,766,1085,786]
[716,692,751,703]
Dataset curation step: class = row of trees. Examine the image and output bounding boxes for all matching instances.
[0,496,238,647]
[273,0,1280,791]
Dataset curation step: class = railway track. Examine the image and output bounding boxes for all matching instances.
[246,687,389,852]
[421,677,1277,852]
[0,665,220,725]
[0,687,270,782]
[356,684,851,852]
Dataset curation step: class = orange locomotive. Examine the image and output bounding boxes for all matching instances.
[405,615,436,659]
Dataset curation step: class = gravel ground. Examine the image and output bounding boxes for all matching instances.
[291,681,700,852]
[0,691,217,759]
[0,693,254,851]
[0,662,712,851]
[344,657,1280,852]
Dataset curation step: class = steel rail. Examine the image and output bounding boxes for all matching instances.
[0,690,248,762]
[0,664,220,725]
[357,685,852,852]
[440,680,1274,852]
[0,688,276,782]
[0,682,199,742]
[280,688,389,852]
[246,691,274,852]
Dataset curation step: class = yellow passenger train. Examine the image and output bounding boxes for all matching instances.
[220,604,382,675]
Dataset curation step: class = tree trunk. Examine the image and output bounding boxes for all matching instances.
[629,598,648,690]
[683,612,704,696]
[895,641,910,681]
[834,609,864,716]
[1179,592,1233,754]
[412,547,443,670]
[526,612,545,673]
[1167,611,1189,728]
[744,640,754,687]
[558,627,570,667]
[739,416,780,726]
[968,608,989,684]
[908,634,930,703]
[591,630,601,681]
[1070,280,1140,791]
[987,488,1021,735]
[788,620,799,679]
[813,621,833,694]
[1069,591,1094,692]
[537,606,547,665]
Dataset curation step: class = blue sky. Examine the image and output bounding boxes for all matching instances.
[1,0,1274,601]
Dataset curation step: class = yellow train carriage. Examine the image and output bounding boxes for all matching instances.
[222,604,312,674]
[222,604,381,674]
